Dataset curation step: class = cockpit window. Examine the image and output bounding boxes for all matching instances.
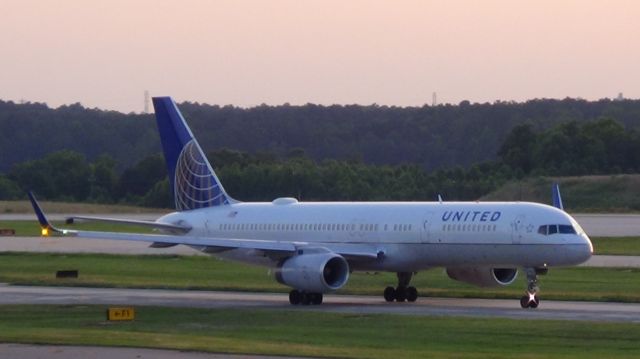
[537,225,547,235]
[538,224,576,236]
[559,225,577,234]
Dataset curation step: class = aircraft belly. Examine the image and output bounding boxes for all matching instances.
[352,243,586,272]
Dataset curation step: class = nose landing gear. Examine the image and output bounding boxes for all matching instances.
[383,272,418,302]
[520,267,544,309]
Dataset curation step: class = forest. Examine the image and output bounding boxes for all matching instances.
[1,116,639,208]
[1,97,640,174]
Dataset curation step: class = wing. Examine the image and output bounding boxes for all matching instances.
[28,192,380,260]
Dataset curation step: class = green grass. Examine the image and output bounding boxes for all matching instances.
[592,237,640,256]
[0,220,153,236]
[1,253,640,302]
[0,305,639,358]
[482,175,640,212]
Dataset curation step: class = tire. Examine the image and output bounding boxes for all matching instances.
[406,286,418,302]
[301,292,311,305]
[530,296,540,309]
[395,287,407,302]
[311,293,323,305]
[289,290,301,305]
[384,286,396,302]
[519,295,529,309]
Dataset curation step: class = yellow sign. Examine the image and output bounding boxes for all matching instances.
[107,307,135,321]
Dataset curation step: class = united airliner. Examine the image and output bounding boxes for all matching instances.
[29,97,593,308]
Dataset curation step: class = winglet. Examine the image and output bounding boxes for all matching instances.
[27,191,60,236]
[551,183,564,210]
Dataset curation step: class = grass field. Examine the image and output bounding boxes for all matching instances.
[591,237,640,256]
[0,253,639,302]
[0,305,638,358]
[482,175,640,212]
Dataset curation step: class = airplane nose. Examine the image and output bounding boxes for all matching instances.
[578,234,594,262]
[584,234,594,255]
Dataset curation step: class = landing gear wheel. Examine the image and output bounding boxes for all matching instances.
[520,293,540,309]
[384,272,419,303]
[406,286,418,302]
[530,296,540,309]
[289,290,301,305]
[300,292,311,305]
[519,295,529,309]
[311,293,323,305]
[520,267,543,309]
[383,286,396,302]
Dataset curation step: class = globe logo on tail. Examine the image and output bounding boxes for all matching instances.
[174,140,229,210]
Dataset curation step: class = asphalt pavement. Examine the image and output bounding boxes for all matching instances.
[1,285,639,323]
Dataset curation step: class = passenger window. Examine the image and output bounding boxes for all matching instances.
[548,225,558,235]
[538,225,547,235]
[559,225,576,234]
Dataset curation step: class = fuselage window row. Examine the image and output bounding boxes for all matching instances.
[441,224,497,232]
[217,223,414,232]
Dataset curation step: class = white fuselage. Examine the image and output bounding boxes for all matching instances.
[158,199,593,272]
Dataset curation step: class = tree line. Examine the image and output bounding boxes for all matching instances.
[1,117,639,208]
[2,97,640,174]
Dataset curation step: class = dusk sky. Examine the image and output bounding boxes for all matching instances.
[1,0,638,113]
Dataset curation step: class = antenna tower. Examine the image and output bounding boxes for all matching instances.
[144,90,150,113]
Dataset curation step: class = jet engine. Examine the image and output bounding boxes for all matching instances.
[275,252,350,293]
[446,267,518,287]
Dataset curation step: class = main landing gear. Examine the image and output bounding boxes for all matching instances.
[383,272,418,302]
[520,267,546,309]
[289,290,323,305]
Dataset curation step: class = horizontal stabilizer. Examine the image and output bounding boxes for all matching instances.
[65,216,191,233]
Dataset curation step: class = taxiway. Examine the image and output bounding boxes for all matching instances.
[1,285,639,323]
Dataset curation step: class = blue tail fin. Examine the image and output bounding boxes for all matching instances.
[551,183,564,210]
[152,97,233,210]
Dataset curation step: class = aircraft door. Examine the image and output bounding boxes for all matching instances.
[421,212,434,243]
[512,214,526,244]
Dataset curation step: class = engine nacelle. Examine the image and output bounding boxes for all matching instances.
[275,252,350,293]
[446,267,518,287]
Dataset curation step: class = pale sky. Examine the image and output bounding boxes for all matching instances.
[1,0,638,113]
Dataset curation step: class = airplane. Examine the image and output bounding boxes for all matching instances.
[28,96,593,308]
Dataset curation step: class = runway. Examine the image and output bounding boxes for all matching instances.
[572,214,640,237]
[1,284,639,323]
